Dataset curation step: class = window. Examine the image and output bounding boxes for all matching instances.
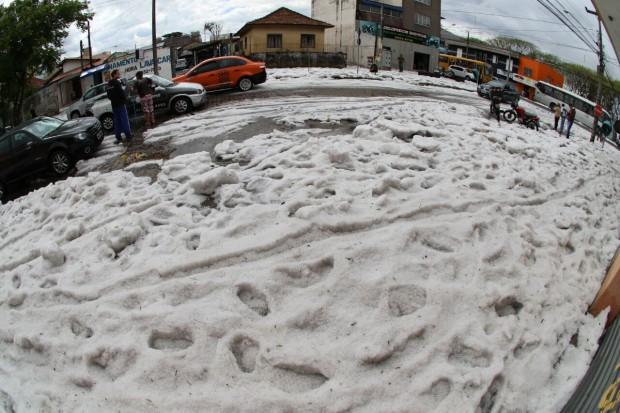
[359,4,402,17]
[83,87,98,100]
[415,14,431,27]
[0,136,10,156]
[22,117,62,139]
[220,58,246,68]
[524,68,533,77]
[12,132,35,149]
[415,0,431,5]
[301,34,316,49]
[267,34,282,49]
[193,60,220,75]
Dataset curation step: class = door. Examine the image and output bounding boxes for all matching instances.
[11,132,46,179]
[218,58,246,89]
[0,135,14,183]
[414,53,430,72]
[382,48,392,69]
[187,60,221,90]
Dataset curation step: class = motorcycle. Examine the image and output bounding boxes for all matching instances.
[503,103,540,131]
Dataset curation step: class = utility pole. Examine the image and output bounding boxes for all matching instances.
[80,40,84,70]
[152,0,158,75]
[372,3,384,69]
[465,31,470,59]
[87,20,93,67]
[586,7,604,143]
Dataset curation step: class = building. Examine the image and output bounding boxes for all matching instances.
[517,56,564,86]
[24,53,111,116]
[236,7,334,54]
[513,56,564,99]
[312,0,442,71]
[441,30,518,76]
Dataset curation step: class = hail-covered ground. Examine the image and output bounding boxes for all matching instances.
[1,68,619,413]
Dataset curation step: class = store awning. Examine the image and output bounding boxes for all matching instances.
[80,64,107,78]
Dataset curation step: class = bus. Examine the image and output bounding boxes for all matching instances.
[438,54,493,83]
[533,81,611,130]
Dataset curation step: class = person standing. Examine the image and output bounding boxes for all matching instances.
[134,71,155,129]
[106,69,132,144]
[558,104,567,135]
[566,103,576,139]
[553,104,561,131]
[398,54,404,73]
[490,86,502,125]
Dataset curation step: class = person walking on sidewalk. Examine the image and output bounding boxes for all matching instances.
[135,71,155,129]
[566,103,576,139]
[558,104,567,135]
[553,104,561,131]
[106,69,132,144]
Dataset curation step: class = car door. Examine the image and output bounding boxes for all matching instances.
[221,58,247,88]
[186,60,221,90]
[0,134,15,183]
[10,131,47,179]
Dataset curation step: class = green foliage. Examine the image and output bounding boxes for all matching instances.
[0,0,91,124]
[488,36,540,56]
[560,63,619,110]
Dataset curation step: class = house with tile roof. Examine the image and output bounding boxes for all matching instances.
[235,7,334,54]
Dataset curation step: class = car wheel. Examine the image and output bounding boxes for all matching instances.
[447,71,455,78]
[172,97,192,115]
[238,77,253,92]
[49,150,73,176]
[100,113,114,132]
[70,111,81,119]
[527,121,537,130]
[503,110,517,123]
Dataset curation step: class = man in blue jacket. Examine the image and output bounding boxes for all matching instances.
[106,69,132,144]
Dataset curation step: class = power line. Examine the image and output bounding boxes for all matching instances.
[442,9,585,26]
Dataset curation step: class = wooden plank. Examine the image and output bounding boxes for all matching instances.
[590,248,620,327]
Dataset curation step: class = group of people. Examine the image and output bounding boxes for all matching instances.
[553,103,577,139]
[105,69,157,144]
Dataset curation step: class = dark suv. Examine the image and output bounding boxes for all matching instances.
[0,116,103,201]
[478,81,521,106]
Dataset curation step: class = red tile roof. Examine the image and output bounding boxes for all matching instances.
[236,7,333,36]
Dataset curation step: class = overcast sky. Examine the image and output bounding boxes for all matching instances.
[1,0,617,78]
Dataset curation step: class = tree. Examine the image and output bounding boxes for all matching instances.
[0,0,91,125]
[203,22,223,42]
[488,36,540,56]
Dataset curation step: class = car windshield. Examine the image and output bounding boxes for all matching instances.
[148,75,174,87]
[22,117,64,138]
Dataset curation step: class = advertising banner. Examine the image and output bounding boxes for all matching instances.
[383,25,427,44]
[104,47,172,81]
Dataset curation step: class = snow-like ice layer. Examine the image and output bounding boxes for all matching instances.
[1,94,619,412]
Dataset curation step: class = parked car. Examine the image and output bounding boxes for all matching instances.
[92,74,207,132]
[446,65,470,81]
[65,83,108,119]
[0,116,104,201]
[174,56,267,92]
[477,80,521,105]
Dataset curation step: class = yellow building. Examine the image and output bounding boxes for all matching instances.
[236,7,334,54]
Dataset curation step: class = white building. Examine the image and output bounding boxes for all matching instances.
[312,0,442,72]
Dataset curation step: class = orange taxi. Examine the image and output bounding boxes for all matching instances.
[173,56,266,92]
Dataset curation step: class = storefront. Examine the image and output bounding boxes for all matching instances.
[356,20,439,71]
